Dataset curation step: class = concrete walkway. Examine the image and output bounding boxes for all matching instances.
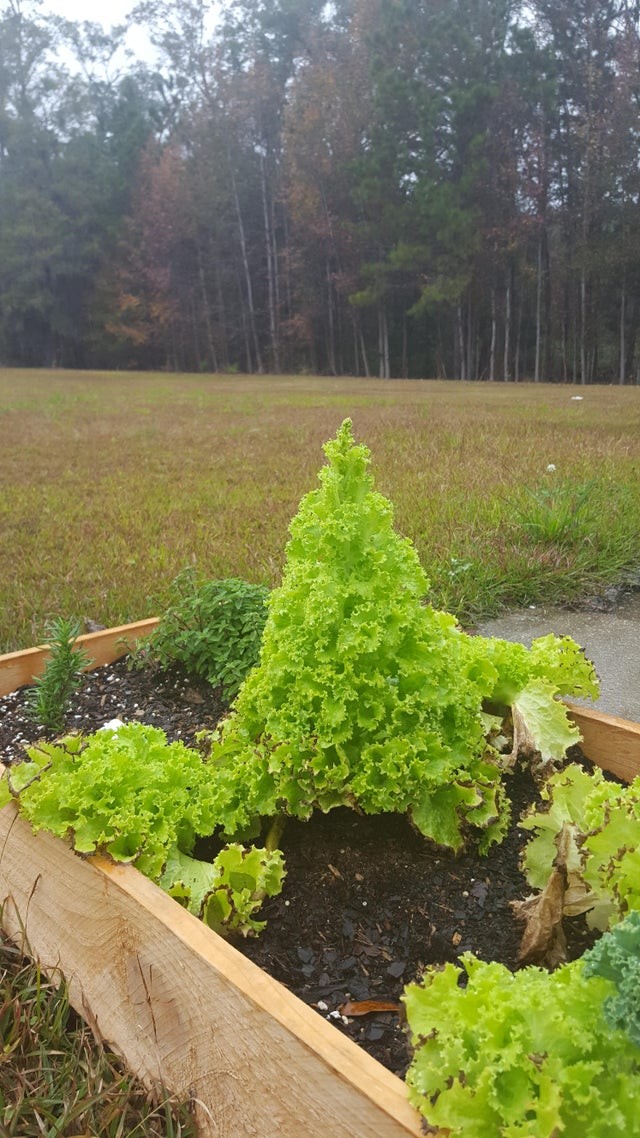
[477,593,640,724]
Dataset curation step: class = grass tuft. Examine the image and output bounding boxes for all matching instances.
[0,931,197,1137]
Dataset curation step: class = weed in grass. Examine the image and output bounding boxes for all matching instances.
[514,475,596,547]
[0,932,196,1137]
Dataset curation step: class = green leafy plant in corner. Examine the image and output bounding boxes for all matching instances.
[24,617,90,732]
[518,762,640,935]
[403,948,640,1138]
[201,419,597,853]
[131,571,269,701]
[0,722,284,938]
[583,910,640,1047]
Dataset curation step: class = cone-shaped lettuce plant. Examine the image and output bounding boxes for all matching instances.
[204,420,595,852]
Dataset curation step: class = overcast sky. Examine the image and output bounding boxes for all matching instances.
[42,0,156,62]
[44,0,135,28]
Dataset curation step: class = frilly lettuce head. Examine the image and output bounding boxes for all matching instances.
[203,420,598,852]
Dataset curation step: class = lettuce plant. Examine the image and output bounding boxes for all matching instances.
[161,843,285,937]
[201,420,597,852]
[0,723,284,937]
[520,762,640,934]
[404,950,640,1137]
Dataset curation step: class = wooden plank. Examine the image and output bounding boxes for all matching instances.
[0,805,422,1138]
[566,702,640,783]
[0,618,159,696]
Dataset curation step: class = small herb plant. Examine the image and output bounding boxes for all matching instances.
[24,617,90,732]
[131,571,269,701]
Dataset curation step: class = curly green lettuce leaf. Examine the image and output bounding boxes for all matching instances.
[160,843,286,936]
[470,632,599,708]
[5,724,220,880]
[404,952,640,1138]
[521,763,640,935]
[203,421,596,853]
[511,679,582,765]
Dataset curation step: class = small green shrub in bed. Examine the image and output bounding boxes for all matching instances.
[132,570,269,701]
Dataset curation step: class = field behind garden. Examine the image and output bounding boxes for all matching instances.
[1,369,639,654]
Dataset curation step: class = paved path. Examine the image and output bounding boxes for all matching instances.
[477,593,640,723]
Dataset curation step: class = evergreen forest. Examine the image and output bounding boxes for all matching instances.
[1,0,639,382]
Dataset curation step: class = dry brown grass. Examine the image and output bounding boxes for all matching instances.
[1,370,639,651]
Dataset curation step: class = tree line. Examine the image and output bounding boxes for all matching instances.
[1,0,639,381]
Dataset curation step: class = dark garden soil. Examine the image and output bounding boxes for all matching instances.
[0,657,599,1078]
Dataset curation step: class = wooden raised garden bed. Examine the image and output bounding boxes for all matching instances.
[1,620,639,1137]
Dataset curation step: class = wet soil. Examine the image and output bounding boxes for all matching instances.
[0,658,598,1077]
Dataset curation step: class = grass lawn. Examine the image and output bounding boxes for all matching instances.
[1,369,639,652]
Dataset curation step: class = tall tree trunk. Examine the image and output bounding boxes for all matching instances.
[503,271,511,382]
[326,261,337,375]
[561,313,568,385]
[230,158,263,373]
[378,303,390,378]
[282,208,293,325]
[260,153,280,373]
[457,301,465,380]
[580,267,587,385]
[214,259,229,370]
[620,279,626,385]
[534,237,543,382]
[190,293,200,370]
[466,299,473,380]
[235,264,252,373]
[489,288,496,381]
[515,297,523,383]
[197,245,218,371]
[355,323,366,375]
[353,321,360,376]
[358,318,371,378]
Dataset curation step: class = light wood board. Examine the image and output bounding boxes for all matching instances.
[566,703,640,783]
[0,618,159,696]
[0,806,422,1138]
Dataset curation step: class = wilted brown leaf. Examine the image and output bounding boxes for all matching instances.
[512,867,567,967]
[512,822,596,966]
[338,999,402,1017]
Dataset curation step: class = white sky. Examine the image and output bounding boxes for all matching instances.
[43,0,134,23]
[41,0,157,64]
